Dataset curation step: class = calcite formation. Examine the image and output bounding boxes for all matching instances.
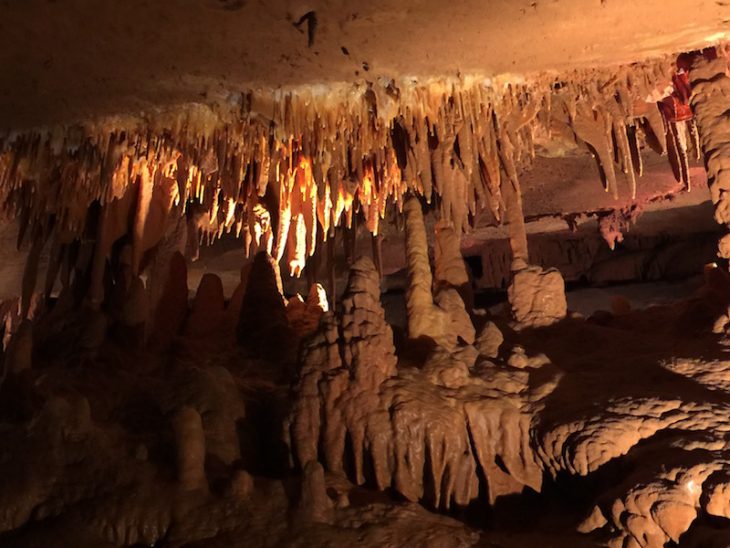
[0,219,728,546]
[2,6,730,545]
[288,248,562,508]
[688,49,730,258]
[403,196,475,349]
[0,53,713,311]
[507,266,568,329]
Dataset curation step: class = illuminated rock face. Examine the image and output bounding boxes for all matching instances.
[0,52,717,300]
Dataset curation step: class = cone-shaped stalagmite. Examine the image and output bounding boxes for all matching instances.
[172,406,208,492]
[289,255,396,482]
[237,251,295,361]
[148,252,188,349]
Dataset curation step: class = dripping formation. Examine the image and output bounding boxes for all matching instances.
[0,53,710,304]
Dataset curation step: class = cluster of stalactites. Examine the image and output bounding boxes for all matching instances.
[0,55,695,281]
[553,59,701,199]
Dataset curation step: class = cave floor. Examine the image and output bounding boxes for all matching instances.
[0,276,728,546]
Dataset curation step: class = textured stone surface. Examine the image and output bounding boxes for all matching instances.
[508,266,567,329]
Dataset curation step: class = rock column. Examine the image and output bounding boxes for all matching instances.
[687,49,730,258]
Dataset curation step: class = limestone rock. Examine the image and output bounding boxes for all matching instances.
[186,273,226,339]
[298,461,334,524]
[577,505,608,534]
[237,251,294,360]
[286,283,328,340]
[172,406,208,492]
[149,251,188,349]
[508,265,567,329]
[475,321,503,359]
[705,474,730,519]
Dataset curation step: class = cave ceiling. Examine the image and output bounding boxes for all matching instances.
[0,0,728,280]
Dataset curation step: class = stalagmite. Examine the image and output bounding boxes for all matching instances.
[403,196,442,341]
[1,13,730,546]
[403,196,473,349]
[120,276,148,332]
[297,461,334,524]
[507,266,567,329]
[172,406,208,492]
[286,283,328,339]
[227,469,254,499]
[434,221,473,310]
[149,251,188,349]
[225,264,251,333]
[289,255,397,482]
[237,251,294,360]
[340,257,397,384]
[185,273,226,340]
[474,321,503,359]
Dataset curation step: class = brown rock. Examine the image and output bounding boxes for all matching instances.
[508,265,567,329]
[185,273,225,339]
[149,252,188,349]
[298,461,334,524]
[172,406,208,492]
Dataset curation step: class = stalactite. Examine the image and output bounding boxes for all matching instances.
[20,228,45,320]
[131,161,154,275]
[566,100,619,199]
[499,166,529,272]
[0,55,691,300]
[667,120,691,190]
[3,320,32,375]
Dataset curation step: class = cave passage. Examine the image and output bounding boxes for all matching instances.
[1,3,730,547]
